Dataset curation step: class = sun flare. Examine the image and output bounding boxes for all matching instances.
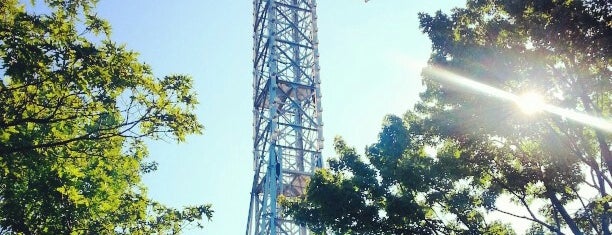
[424,66,612,133]
[516,92,544,115]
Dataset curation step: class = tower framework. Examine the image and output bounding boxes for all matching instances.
[247,0,323,234]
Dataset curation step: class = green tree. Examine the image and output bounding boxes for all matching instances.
[415,0,610,233]
[286,0,610,234]
[284,116,515,234]
[0,0,211,233]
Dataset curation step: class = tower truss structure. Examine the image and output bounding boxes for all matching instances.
[247,0,323,234]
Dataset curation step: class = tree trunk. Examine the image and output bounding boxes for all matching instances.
[596,167,611,235]
[595,132,612,177]
[546,188,582,235]
[579,94,612,175]
[579,94,611,235]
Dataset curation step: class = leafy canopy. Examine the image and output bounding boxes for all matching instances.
[285,0,610,234]
[284,116,514,234]
[0,0,211,233]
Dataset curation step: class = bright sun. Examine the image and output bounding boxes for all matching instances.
[516,92,544,114]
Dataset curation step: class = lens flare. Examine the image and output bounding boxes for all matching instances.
[516,92,544,115]
[424,66,612,133]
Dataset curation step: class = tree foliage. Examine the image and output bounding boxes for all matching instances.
[0,0,211,233]
[284,117,515,234]
[285,0,610,234]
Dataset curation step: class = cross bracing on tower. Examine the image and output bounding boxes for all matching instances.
[246,0,323,234]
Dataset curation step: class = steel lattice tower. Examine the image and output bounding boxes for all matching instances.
[247,0,323,234]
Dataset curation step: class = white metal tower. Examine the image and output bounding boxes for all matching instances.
[246,0,323,234]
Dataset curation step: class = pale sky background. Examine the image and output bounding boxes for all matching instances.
[91,1,467,234]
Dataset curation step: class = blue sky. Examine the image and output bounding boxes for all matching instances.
[93,1,463,234]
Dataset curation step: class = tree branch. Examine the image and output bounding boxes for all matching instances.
[491,207,561,234]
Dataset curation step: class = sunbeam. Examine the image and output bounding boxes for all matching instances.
[424,66,612,133]
[516,92,544,115]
